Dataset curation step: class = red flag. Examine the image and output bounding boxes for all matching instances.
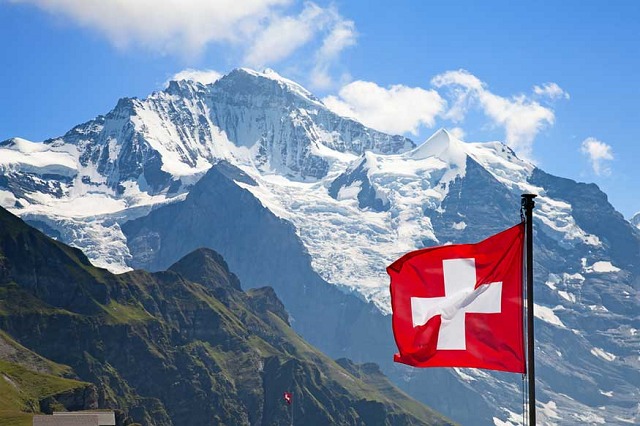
[387,223,525,373]
[283,392,292,405]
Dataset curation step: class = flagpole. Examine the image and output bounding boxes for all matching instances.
[522,193,537,426]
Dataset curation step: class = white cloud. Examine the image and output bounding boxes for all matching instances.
[581,137,614,175]
[12,0,290,56]
[534,82,570,100]
[244,3,356,89]
[449,127,466,140]
[166,69,222,86]
[323,81,445,136]
[13,0,357,90]
[316,18,357,61]
[244,2,326,67]
[310,18,357,90]
[432,69,557,157]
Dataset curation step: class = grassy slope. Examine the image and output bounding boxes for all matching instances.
[0,206,456,426]
[0,359,92,426]
[0,330,74,377]
[0,329,92,425]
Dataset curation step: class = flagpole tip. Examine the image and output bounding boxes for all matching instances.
[521,194,537,211]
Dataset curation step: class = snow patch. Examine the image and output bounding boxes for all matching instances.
[591,347,616,362]
[540,400,561,421]
[493,409,523,426]
[572,412,605,424]
[545,273,560,290]
[452,221,467,230]
[615,415,638,424]
[0,138,77,177]
[534,304,566,328]
[534,195,602,247]
[584,260,620,273]
[453,367,476,382]
[337,181,362,201]
[0,190,17,207]
[563,272,585,282]
[558,291,576,303]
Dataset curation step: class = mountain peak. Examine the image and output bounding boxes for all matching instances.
[164,79,204,96]
[168,247,242,291]
[223,67,322,105]
[246,286,290,325]
[409,128,467,166]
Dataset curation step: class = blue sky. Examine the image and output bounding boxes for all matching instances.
[1,0,638,216]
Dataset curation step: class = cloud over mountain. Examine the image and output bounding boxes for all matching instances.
[11,0,287,55]
[13,0,356,88]
[432,69,560,157]
[167,69,223,86]
[581,137,614,175]
[323,81,445,136]
[323,69,567,156]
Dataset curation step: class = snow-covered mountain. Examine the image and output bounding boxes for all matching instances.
[0,68,411,203]
[0,67,412,271]
[632,213,640,230]
[1,68,639,426]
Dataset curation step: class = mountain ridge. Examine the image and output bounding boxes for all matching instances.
[0,205,454,426]
[1,69,639,425]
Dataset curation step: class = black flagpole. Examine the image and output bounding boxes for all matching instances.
[522,194,537,425]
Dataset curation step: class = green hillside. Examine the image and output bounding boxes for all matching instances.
[0,206,455,426]
[0,332,97,426]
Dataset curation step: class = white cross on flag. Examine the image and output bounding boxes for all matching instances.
[387,224,525,373]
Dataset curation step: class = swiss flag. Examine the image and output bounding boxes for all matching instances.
[387,223,525,373]
[283,392,292,405]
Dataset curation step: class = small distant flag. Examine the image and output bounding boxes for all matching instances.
[283,392,292,405]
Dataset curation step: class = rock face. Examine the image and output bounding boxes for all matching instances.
[328,154,391,212]
[38,386,99,414]
[0,206,454,426]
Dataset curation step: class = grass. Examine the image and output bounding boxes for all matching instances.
[100,300,154,325]
[0,330,74,378]
[0,286,75,317]
[0,410,34,426]
[0,360,90,408]
[0,360,92,424]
